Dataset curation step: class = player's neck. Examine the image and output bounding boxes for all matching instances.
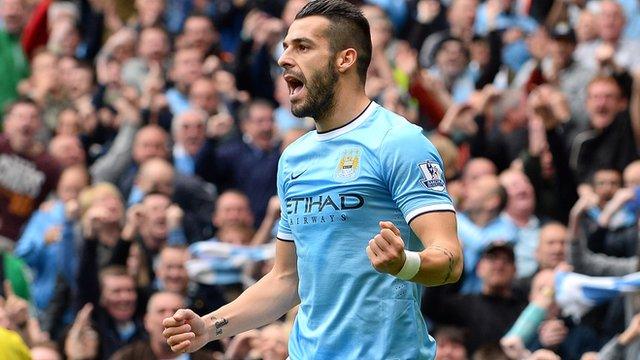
[314,89,370,133]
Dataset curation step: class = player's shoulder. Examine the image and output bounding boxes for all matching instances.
[371,104,422,134]
[280,130,315,159]
[360,103,423,145]
[373,107,435,150]
[278,130,316,176]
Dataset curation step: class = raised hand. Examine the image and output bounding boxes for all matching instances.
[619,313,640,346]
[166,204,184,230]
[64,199,80,221]
[65,303,98,360]
[122,204,144,240]
[206,113,234,139]
[44,226,62,245]
[366,221,406,275]
[163,309,211,353]
[3,280,28,331]
[538,319,568,348]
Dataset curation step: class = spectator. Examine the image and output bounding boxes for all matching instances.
[515,222,568,295]
[543,24,593,125]
[166,47,204,115]
[454,157,498,206]
[48,135,86,168]
[121,27,170,93]
[570,76,638,183]
[111,291,213,359]
[54,107,82,137]
[188,77,226,117]
[474,0,538,37]
[155,246,226,314]
[218,223,254,246]
[0,0,29,111]
[567,194,640,358]
[75,266,145,359]
[0,99,60,244]
[223,322,290,360]
[574,9,598,44]
[580,168,638,257]
[424,242,527,354]
[623,159,640,187]
[427,37,475,103]
[130,0,166,33]
[234,10,284,103]
[473,343,509,360]
[171,109,207,176]
[211,190,255,233]
[87,94,142,184]
[457,174,515,293]
[180,14,219,57]
[435,326,469,360]
[596,313,640,360]
[499,169,541,278]
[198,99,280,226]
[520,89,578,223]
[418,0,478,69]
[129,157,213,242]
[575,0,640,72]
[95,124,168,195]
[520,270,600,359]
[15,165,89,314]
[138,192,186,250]
[0,327,30,360]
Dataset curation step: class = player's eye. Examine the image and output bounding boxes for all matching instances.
[298,44,308,52]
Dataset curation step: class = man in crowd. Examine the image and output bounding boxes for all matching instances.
[0,99,60,245]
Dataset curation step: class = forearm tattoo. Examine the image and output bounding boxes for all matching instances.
[210,315,229,337]
[428,244,455,284]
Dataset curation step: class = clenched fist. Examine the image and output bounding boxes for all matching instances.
[366,221,406,275]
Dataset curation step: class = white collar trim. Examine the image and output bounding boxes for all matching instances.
[315,101,378,141]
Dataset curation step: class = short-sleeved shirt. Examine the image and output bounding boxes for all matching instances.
[276,102,454,359]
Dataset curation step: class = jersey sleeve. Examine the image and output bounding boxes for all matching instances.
[276,155,294,242]
[378,126,455,223]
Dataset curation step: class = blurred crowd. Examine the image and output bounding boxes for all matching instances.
[2,0,640,359]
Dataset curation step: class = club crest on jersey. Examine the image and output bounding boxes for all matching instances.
[334,147,362,182]
[418,161,445,191]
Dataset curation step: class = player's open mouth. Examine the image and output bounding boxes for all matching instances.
[284,74,306,101]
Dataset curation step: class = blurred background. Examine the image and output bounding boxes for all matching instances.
[2,0,640,359]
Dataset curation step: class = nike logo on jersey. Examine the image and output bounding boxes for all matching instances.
[291,169,308,180]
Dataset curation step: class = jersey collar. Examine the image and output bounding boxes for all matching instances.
[315,101,378,141]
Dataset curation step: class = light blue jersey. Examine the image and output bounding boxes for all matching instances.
[276,102,455,360]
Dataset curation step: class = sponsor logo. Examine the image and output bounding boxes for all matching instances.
[286,193,364,226]
[286,193,364,214]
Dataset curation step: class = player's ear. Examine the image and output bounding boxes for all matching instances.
[335,48,358,74]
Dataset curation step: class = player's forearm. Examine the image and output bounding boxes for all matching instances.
[412,245,463,286]
[201,267,300,342]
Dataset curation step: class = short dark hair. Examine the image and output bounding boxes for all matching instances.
[99,265,133,289]
[3,97,39,117]
[238,98,274,122]
[295,0,372,85]
[590,167,621,185]
[434,326,466,345]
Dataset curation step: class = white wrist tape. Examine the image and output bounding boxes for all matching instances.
[395,250,421,280]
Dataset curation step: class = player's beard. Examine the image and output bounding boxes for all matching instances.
[291,59,339,121]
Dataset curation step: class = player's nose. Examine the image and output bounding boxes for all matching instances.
[277,50,294,69]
